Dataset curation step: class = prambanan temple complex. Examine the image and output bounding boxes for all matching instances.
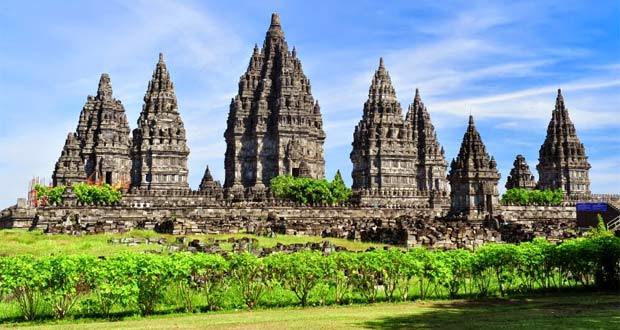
[1,13,618,249]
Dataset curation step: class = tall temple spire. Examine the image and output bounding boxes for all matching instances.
[351,58,418,199]
[224,13,325,189]
[365,57,398,114]
[54,73,132,187]
[448,115,500,219]
[267,12,284,39]
[536,90,590,194]
[96,73,113,100]
[406,88,448,194]
[131,53,190,190]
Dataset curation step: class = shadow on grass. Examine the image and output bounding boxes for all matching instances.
[361,293,620,330]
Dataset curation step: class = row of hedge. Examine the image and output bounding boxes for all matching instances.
[34,183,122,205]
[501,188,564,206]
[0,235,618,321]
[270,171,352,204]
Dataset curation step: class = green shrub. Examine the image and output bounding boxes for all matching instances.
[270,171,352,205]
[501,188,563,206]
[34,184,66,205]
[0,235,618,323]
[72,183,122,204]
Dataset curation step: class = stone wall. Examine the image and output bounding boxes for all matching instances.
[0,194,584,250]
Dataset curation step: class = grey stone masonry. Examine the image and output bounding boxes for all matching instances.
[131,53,190,190]
[54,73,132,187]
[506,154,536,190]
[53,133,87,186]
[198,166,223,195]
[224,13,326,190]
[537,89,591,195]
[350,58,417,194]
[448,115,501,219]
[406,88,449,195]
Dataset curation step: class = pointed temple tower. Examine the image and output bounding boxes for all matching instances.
[505,155,536,190]
[224,13,326,190]
[448,116,500,218]
[53,73,131,187]
[406,89,449,195]
[52,133,87,186]
[350,58,419,204]
[198,165,222,192]
[131,53,190,190]
[536,89,591,195]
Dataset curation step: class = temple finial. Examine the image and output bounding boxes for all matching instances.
[271,12,281,26]
[97,73,113,100]
[468,114,474,126]
[555,88,565,108]
[158,52,164,63]
[379,57,385,68]
[414,88,420,100]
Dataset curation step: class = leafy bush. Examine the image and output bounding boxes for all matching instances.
[34,184,66,205]
[501,188,563,206]
[72,183,122,204]
[0,235,619,323]
[270,171,352,205]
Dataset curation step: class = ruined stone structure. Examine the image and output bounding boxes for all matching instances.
[53,133,87,186]
[53,74,132,187]
[537,89,591,195]
[4,13,613,248]
[350,59,420,205]
[131,53,190,190]
[505,155,536,190]
[224,13,326,191]
[198,166,222,195]
[407,89,449,195]
[448,116,501,219]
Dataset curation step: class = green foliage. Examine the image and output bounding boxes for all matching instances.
[34,184,66,205]
[88,255,140,317]
[0,235,619,323]
[42,255,95,319]
[501,188,564,206]
[0,256,49,320]
[269,173,352,205]
[266,251,328,306]
[170,253,229,312]
[229,252,268,309]
[72,183,122,204]
[588,214,612,238]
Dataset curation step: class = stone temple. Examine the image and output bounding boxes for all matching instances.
[350,59,448,206]
[448,116,501,219]
[224,13,326,191]
[536,89,591,195]
[53,73,132,187]
[4,12,618,249]
[131,53,190,191]
[505,155,536,190]
[16,12,616,246]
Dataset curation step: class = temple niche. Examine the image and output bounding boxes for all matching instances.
[448,116,500,219]
[536,89,591,195]
[505,155,536,190]
[130,53,190,191]
[223,13,326,190]
[53,73,131,187]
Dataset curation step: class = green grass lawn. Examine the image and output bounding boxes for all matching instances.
[3,292,618,330]
[0,229,387,257]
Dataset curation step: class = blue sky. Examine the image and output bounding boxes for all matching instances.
[0,0,619,208]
